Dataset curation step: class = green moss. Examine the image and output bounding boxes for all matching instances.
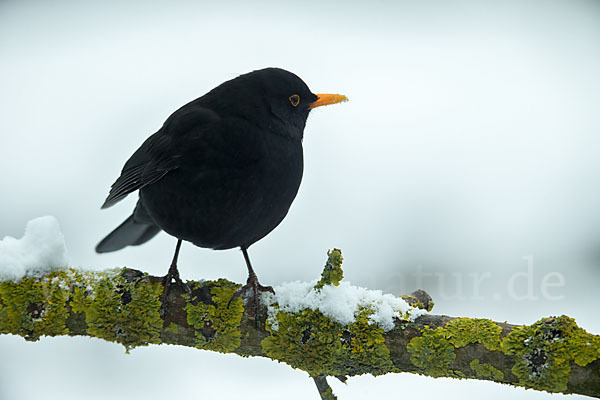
[406,326,457,377]
[315,249,344,289]
[262,306,394,377]
[0,271,70,340]
[184,279,244,353]
[444,318,502,350]
[470,359,504,380]
[501,315,600,393]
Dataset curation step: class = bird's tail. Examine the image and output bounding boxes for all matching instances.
[95,215,161,253]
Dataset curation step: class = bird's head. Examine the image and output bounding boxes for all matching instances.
[206,68,347,141]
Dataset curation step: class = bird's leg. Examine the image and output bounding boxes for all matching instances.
[160,239,191,317]
[242,248,276,309]
[228,249,275,320]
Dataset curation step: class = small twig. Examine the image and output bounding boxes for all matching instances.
[313,376,337,400]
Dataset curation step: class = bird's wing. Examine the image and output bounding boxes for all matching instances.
[100,106,220,209]
[100,134,181,209]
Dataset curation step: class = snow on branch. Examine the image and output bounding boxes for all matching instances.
[0,220,599,398]
[0,251,598,398]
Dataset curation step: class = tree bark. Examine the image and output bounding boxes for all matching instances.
[0,256,598,398]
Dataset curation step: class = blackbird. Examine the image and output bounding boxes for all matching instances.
[96,67,347,312]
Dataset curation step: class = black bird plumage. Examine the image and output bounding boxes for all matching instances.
[96,67,347,312]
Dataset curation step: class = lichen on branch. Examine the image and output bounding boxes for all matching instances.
[0,250,599,399]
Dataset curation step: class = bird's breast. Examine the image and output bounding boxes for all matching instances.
[140,134,304,250]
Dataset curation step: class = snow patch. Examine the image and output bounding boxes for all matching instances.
[264,280,427,332]
[0,216,70,282]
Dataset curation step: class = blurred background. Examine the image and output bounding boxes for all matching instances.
[1,0,599,399]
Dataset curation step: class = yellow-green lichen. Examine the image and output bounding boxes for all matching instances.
[262,306,394,377]
[406,326,457,377]
[184,279,244,353]
[343,308,395,375]
[444,318,502,350]
[315,249,344,289]
[262,250,397,377]
[470,359,504,380]
[501,315,600,393]
[401,294,434,312]
[164,322,179,335]
[0,271,70,340]
[70,268,163,351]
[320,387,337,400]
[405,318,508,380]
[0,268,163,350]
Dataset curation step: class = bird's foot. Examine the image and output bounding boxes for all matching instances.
[160,262,191,317]
[228,271,275,322]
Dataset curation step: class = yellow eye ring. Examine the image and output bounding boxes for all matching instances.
[289,94,300,107]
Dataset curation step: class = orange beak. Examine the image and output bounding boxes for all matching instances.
[309,93,349,109]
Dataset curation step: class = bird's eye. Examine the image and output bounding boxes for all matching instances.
[289,94,300,107]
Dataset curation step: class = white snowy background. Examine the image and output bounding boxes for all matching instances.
[1,0,599,399]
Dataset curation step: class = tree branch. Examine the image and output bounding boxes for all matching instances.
[0,251,598,398]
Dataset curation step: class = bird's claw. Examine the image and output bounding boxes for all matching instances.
[228,274,275,323]
[159,262,191,317]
